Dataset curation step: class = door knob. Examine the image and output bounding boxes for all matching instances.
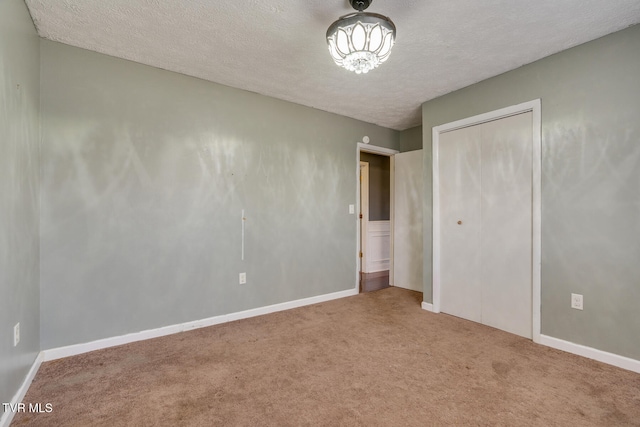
[457,220,462,225]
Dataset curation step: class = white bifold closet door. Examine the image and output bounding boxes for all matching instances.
[439,112,533,338]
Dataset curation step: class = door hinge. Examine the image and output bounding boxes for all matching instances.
[359,251,363,258]
[359,213,363,219]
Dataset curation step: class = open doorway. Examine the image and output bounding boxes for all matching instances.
[357,144,398,293]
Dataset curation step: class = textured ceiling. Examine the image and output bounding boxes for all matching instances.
[25,0,640,130]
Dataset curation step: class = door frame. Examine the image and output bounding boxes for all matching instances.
[359,161,369,275]
[356,143,399,292]
[431,99,542,343]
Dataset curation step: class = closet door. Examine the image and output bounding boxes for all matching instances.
[439,125,482,323]
[480,112,532,338]
[438,112,533,339]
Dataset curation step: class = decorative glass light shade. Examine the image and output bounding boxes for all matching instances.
[326,12,396,74]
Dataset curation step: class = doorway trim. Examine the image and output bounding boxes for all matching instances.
[431,99,542,343]
[359,161,369,276]
[356,143,399,292]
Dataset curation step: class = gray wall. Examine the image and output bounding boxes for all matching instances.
[399,125,423,152]
[39,40,399,349]
[360,152,390,221]
[422,24,640,359]
[0,0,41,409]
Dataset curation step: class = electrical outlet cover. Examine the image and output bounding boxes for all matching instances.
[571,293,583,310]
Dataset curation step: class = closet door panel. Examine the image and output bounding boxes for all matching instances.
[439,125,482,323]
[480,112,533,338]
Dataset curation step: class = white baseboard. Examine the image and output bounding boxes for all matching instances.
[0,351,44,427]
[420,309,639,373]
[44,288,358,362]
[539,335,640,374]
[421,301,434,312]
[366,260,391,273]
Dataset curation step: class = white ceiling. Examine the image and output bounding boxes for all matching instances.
[25,0,640,130]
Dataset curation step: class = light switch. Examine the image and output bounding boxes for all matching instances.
[349,204,355,214]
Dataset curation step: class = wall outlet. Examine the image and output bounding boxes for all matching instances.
[571,293,583,310]
[14,323,20,347]
[239,272,246,285]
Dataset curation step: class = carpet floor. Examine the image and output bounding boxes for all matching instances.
[12,287,640,426]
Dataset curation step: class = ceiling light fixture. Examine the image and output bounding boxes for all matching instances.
[326,0,396,74]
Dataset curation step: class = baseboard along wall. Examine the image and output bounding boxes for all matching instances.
[539,335,640,374]
[421,301,434,312]
[0,352,44,427]
[43,288,358,362]
[420,304,640,374]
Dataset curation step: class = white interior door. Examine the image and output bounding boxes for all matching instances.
[393,150,423,292]
[439,125,482,323]
[480,113,532,338]
[439,112,533,338]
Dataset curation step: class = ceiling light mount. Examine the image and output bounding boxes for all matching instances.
[326,0,396,74]
[349,0,371,12]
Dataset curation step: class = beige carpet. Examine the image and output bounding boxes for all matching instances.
[12,288,640,426]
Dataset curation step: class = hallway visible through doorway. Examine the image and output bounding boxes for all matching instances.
[359,151,391,293]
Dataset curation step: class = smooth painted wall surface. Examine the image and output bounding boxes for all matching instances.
[0,0,40,409]
[360,153,390,221]
[39,40,399,349]
[399,126,423,152]
[422,24,640,359]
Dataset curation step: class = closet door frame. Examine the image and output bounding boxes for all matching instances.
[431,99,542,343]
